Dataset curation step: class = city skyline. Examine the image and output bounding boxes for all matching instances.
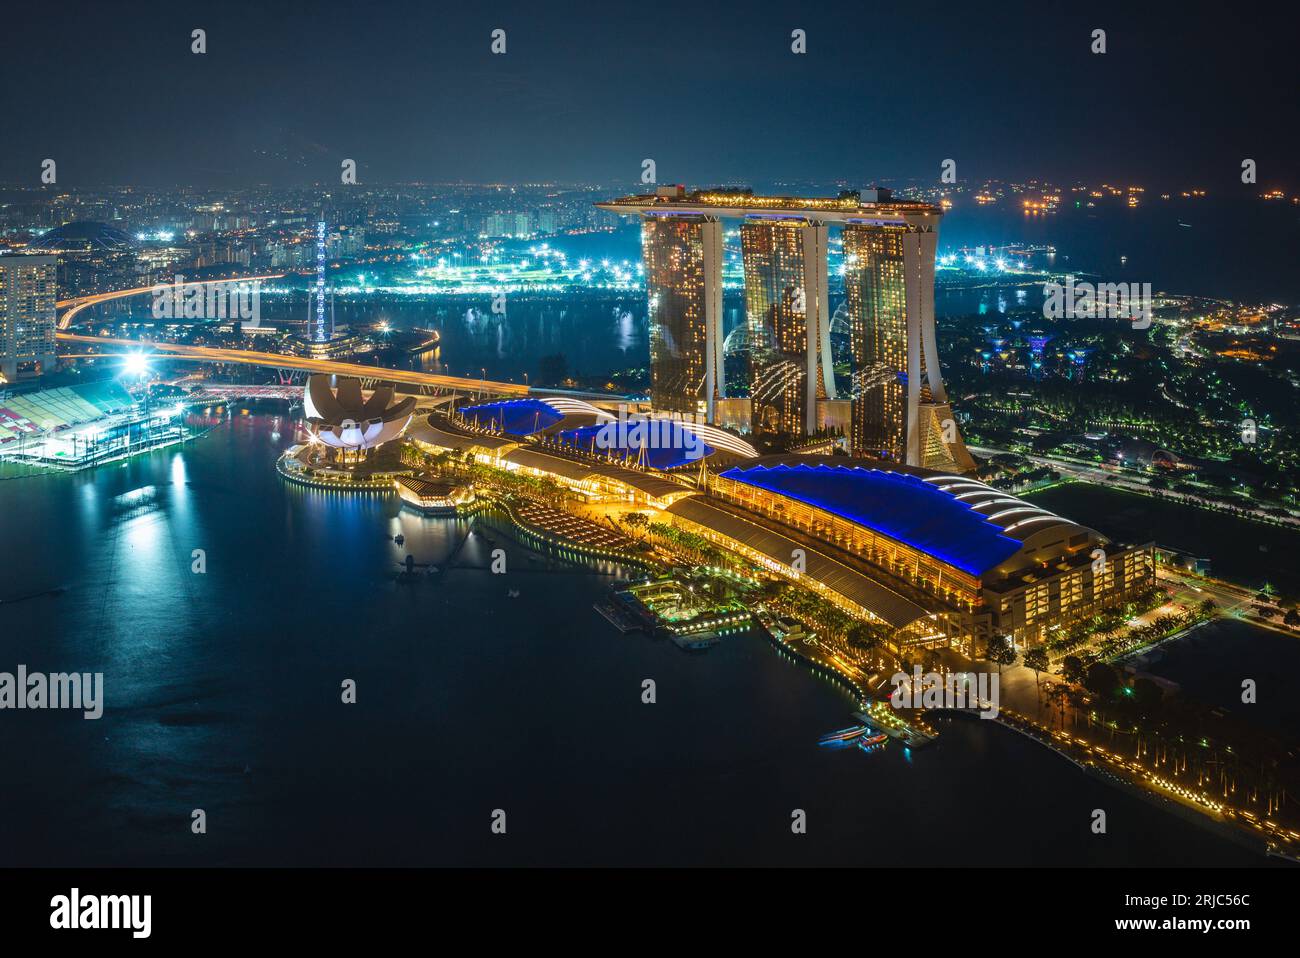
[1,1,1297,931]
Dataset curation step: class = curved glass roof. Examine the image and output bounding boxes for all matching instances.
[459,399,564,435]
[718,462,1026,576]
[558,421,713,470]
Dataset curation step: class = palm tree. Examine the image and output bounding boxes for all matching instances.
[846,622,883,671]
[1067,687,1088,730]
[1060,655,1088,685]
[985,634,1016,682]
[1024,647,1049,706]
[1046,684,1070,730]
[621,511,649,540]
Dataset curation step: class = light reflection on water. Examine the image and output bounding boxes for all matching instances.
[0,415,1270,867]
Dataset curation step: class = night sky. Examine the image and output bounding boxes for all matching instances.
[1,0,1294,189]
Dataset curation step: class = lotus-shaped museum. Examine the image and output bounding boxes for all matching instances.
[303,374,415,451]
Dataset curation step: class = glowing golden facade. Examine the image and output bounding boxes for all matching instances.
[842,224,974,473]
[741,221,831,436]
[598,188,971,471]
[641,216,723,419]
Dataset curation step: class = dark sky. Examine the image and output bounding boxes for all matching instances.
[1,0,1294,190]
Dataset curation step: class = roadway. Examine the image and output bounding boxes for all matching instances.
[1156,564,1300,638]
[56,277,628,398]
[969,444,1300,530]
[57,274,287,330]
[56,333,530,396]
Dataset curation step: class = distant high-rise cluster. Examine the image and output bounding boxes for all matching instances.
[598,186,975,473]
[0,255,57,382]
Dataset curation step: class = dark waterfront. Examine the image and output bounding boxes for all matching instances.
[1124,618,1300,741]
[0,414,1269,866]
[1024,483,1300,596]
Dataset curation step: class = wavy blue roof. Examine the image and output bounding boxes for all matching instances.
[459,399,563,435]
[558,421,713,470]
[718,463,1023,576]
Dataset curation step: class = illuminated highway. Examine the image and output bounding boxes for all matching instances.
[56,274,287,330]
[54,275,643,402]
[969,444,1300,531]
[55,275,529,396]
[56,333,530,396]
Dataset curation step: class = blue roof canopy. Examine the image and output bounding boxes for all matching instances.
[459,399,563,435]
[718,463,1023,576]
[558,421,713,470]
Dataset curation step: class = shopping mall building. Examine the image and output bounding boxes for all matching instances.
[409,399,1154,652]
[674,457,1154,651]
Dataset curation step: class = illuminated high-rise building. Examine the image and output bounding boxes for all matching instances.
[597,186,972,472]
[311,220,333,344]
[641,211,723,420]
[0,255,57,382]
[842,221,975,473]
[740,220,833,435]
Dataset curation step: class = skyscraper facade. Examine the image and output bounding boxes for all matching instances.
[596,187,974,473]
[740,220,832,436]
[842,224,975,472]
[0,255,57,382]
[642,213,723,420]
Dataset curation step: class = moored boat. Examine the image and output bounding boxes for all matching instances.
[670,630,719,651]
[818,725,869,746]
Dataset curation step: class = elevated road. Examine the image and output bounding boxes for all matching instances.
[185,385,305,401]
[969,444,1300,531]
[57,274,287,330]
[56,333,529,396]
[55,274,628,402]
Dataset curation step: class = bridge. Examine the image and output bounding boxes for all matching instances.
[54,276,633,403]
[56,274,288,330]
[56,279,527,397]
[56,333,530,398]
[184,384,306,402]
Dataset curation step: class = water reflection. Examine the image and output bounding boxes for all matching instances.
[0,414,1272,867]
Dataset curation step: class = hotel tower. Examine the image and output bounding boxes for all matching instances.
[739,218,833,436]
[597,186,975,473]
[640,211,724,421]
[842,222,975,473]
